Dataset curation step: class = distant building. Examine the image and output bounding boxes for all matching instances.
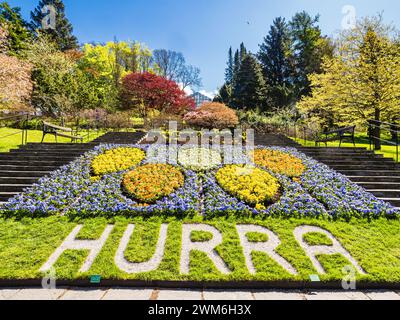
[190,92,212,108]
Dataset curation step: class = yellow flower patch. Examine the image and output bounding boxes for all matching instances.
[122,164,184,204]
[216,165,280,206]
[91,147,146,176]
[252,149,306,178]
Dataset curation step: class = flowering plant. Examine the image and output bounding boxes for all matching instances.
[122,164,184,204]
[178,147,222,171]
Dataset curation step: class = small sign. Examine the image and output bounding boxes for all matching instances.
[309,274,320,282]
[90,275,101,284]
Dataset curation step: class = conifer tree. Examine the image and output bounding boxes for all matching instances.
[224,47,234,84]
[258,17,294,108]
[30,0,78,51]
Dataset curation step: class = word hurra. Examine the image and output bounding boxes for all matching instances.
[40,224,366,276]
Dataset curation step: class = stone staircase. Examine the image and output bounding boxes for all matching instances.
[0,131,146,204]
[297,147,400,208]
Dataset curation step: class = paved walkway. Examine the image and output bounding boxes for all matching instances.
[0,288,399,300]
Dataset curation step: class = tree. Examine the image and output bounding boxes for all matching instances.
[30,0,78,51]
[0,25,32,112]
[258,17,295,108]
[298,16,400,150]
[232,54,267,110]
[152,49,185,81]
[152,49,202,90]
[0,2,31,55]
[214,83,232,105]
[224,47,234,84]
[79,41,156,111]
[121,72,195,117]
[289,11,333,99]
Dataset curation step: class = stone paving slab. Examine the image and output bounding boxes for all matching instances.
[12,288,67,300]
[103,288,153,300]
[253,290,305,300]
[0,289,21,300]
[203,290,254,301]
[59,288,108,300]
[157,289,203,301]
[304,291,370,300]
[364,291,400,300]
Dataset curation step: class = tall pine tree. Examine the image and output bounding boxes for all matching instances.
[224,47,234,84]
[289,11,333,99]
[0,2,32,55]
[30,0,78,51]
[232,54,266,110]
[258,17,294,109]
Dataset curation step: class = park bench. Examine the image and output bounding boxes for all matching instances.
[41,121,83,143]
[315,125,356,147]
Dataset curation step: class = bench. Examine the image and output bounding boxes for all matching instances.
[315,126,356,147]
[41,121,83,143]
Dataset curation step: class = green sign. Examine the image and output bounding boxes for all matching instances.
[90,275,101,284]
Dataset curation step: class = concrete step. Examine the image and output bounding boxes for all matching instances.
[369,190,400,198]
[0,165,59,171]
[9,151,86,157]
[329,164,398,170]
[318,159,395,165]
[0,155,77,161]
[0,171,51,177]
[339,170,400,176]
[309,156,382,161]
[0,184,31,192]
[379,198,400,207]
[348,176,400,183]
[357,182,400,189]
[0,192,19,201]
[0,177,40,184]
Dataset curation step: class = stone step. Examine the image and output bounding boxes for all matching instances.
[0,165,59,171]
[0,177,40,184]
[0,155,77,161]
[0,192,19,201]
[0,160,70,166]
[379,198,400,207]
[348,176,400,183]
[0,184,31,192]
[329,164,398,170]
[369,189,400,198]
[309,156,383,161]
[0,171,51,177]
[339,170,400,176]
[19,144,97,151]
[357,182,400,189]
[317,159,394,165]
[9,150,86,157]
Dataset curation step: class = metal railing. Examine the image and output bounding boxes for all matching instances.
[368,120,399,162]
[0,113,32,146]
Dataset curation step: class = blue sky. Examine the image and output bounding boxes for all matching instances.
[9,0,400,96]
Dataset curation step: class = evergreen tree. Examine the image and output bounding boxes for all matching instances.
[214,83,232,105]
[232,54,267,110]
[289,11,333,98]
[30,0,78,51]
[224,47,234,84]
[0,2,31,54]
[239,42,247,61]
[258,17,294,108]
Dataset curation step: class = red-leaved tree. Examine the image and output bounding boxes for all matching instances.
[121,72,195,116]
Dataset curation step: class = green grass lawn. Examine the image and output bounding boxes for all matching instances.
[292,135,399,162]
[0,215,399,284]
[0,128,106,153]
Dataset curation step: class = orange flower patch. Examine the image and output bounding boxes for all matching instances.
[252,149,306,178]
[122,164,184,204]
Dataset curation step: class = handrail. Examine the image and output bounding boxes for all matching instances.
[0,113,32,146]
[368,119,399,162]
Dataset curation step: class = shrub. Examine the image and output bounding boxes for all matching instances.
[122,164,184,203]
[183,102,239,129]
[216,165,280,209]
[91,147,145,176]
[252,149,306,178]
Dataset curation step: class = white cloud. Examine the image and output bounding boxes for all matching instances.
[180,85,217,99]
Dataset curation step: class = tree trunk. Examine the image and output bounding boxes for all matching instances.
[374,108,381,150]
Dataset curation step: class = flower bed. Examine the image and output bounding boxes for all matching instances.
[1,144,398,220]
[122,164,184,204]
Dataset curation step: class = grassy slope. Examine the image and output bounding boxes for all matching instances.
[292,135,399,162]
[0,128,105,152]
[0,215,399,283]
